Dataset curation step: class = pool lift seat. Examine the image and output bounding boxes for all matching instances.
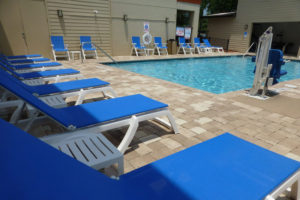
[249,27,274,98]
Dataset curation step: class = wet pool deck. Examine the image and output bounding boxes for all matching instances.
[31,53,300,175]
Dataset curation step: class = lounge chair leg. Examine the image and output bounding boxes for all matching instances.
[117,115,139,154]
[135,49,139,56]
[67,51,71,61]
[153,111,179,134]
[117,159,124,176]
[290,179,300,200]
[75,89,85,105]
[10,101,25,124]
[95,50,98,59]
[107,87,117,97]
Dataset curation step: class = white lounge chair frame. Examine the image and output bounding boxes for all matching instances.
[81,42,98,60]
[177,43,193,55]
[42,130,124,175]
[194,43,212,54]
[131,43,146,56]
[15,65,65,73]
[0,87,179,154]
[154,43,168,56]
[51,44,71,61]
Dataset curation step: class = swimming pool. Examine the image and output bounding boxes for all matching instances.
[107,56,300,94]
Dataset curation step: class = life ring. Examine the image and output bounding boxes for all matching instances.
[143,32,152,45]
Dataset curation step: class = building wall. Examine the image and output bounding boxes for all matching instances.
[176,1,200,40]
[111,0,177,56]
[0,0,51,57]
[0,0,200,57]
[45,0,112,56]
[207,0,300,52]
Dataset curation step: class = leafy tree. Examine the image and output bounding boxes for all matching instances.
[199,0,238,34]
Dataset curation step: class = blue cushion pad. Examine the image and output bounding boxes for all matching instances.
[122,133,300,200]
[54,48,68,52]
[7,54,41,59]
[18,69,79,79]
[83,47,96,51]
[31,78,109,95]
[10,58,50,64]
[1,121,299,200]
[12,62,62,69]
[0,119,125,200]
[59,94,168,128]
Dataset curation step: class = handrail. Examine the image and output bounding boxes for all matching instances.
[91,43,118,65]
[243,42,255,58]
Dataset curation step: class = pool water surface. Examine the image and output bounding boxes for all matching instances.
[107,56,300,94]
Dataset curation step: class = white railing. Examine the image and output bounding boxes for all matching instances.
[243,42,256,58]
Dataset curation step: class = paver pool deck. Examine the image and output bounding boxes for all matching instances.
[30,53,300,176]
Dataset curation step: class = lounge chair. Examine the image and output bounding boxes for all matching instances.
[177,37,193,55]
[0,53,42,60]
[131,36,146,56]
[154,37,168,56]
[80,36,98,60]
[1,120,299,200]
[0,61,82,85]
[51,36,70,61]
[0,58,63,72]
[0,69,116,106]
[202,38,224,53]
[194,37,212,54]
[0,72,178,154]
[8,57,50,64]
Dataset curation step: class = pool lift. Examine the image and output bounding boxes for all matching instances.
[249,27,274,99]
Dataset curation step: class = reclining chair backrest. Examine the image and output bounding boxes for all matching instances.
[202,39,212,47]
[51,36,66,50]
[0,71,72,128]
[80,36,93,50]
[179,37,185,45]
[154,37,162,47]
[194,37,200,45]
[132,36,142,48]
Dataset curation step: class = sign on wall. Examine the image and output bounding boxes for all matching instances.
[144,22,150,32]
[184,27,192,39]
[176,27,184,36]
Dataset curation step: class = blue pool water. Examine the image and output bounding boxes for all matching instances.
[107,56,300,94]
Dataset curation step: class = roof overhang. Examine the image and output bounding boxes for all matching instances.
[202,12,236,18]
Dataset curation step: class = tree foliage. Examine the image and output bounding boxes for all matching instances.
[199,0,238,34]
[201,0,238,15]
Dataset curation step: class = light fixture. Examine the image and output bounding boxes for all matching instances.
[244,24,248,30]
[57,9,63,18]
[165,17,169,23]
[123,14,128,21]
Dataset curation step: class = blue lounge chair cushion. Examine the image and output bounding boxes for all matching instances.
[203,38,222,48]
[51,36,68,51]
[12,62,62,70]
[53,48,68,52]
[1,120,299,200]
[154,37,167,49]
[80,36,96,51]
[59,94,168,128]
[132,36,145,49]
[9,58,50,64]
[17,69,79,79]
[30,78,109,95]
[0,72,167,128]
[179,37,192,48]
[122,133,300,200]
[7,54,41,59]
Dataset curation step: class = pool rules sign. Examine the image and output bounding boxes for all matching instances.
[144,22,150,32]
